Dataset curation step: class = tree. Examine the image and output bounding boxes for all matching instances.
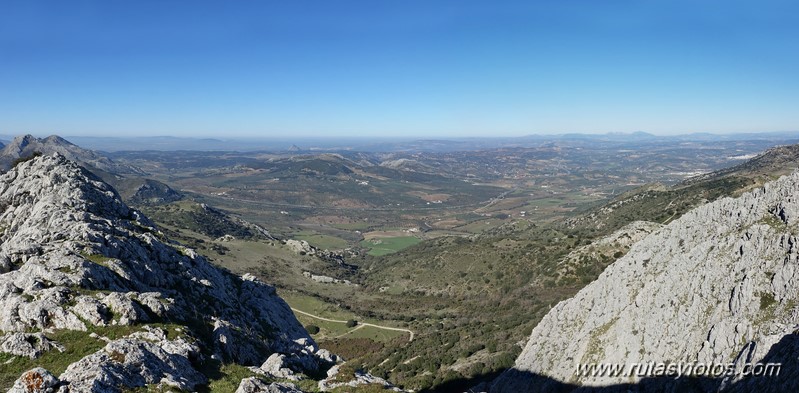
[305,325,320,334]
[345,319,358,328]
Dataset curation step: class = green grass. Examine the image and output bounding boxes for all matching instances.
[760,292,777,310]
[80,251,113,265]
[293,233,350,250]
[199,363,257,393]
[360,236,421,256]
[280,292,358,321]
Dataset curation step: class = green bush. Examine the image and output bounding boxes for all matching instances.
[12,151,43,168]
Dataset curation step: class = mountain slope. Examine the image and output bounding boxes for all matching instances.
[0,135,143,175]
[0,134,183,207]
[0,154,334,391]
[565,144,799,236]
[687,143,799,183]
[491,171,799,392]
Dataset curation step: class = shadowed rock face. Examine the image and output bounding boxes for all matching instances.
[491,171,799,393]
[0,154,332,391]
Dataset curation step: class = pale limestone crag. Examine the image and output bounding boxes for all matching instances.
[0,154,331,391]
[491,172,799,392]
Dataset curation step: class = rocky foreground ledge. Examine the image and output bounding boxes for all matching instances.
[0,154,360,392]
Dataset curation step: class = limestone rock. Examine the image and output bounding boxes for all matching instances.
[236,378,302,393]
[318,364,401,392]
[8,368,62,393]
[258,353,302,380]
[0,154,332,390]
[59,334,206,392]
[491,171,799,392]
[285,240,314,255]
[0,333,63,359]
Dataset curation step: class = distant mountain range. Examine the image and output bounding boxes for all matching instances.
[0,134,182,205]
[4,131,798,153]
[0,134,144,174]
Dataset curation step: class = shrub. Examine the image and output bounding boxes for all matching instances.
[12,151,43,168]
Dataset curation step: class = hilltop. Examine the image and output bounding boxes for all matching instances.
[0,135,143,175]
[0,154,395,392]
[0,135,183,207]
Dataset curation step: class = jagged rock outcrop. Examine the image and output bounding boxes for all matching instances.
[0,333,64,359]
[125,179,183,205]
[253,353,304,381]
[0,135,143,175]
[0,134,188,208]
[236,378,302,393]
[318,364,400,392]
[0,154,330,391]
[491,171,799,392]
[284,239,356,271]
[58,327,206,391]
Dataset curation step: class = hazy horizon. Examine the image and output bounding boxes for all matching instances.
[1,129,798,141]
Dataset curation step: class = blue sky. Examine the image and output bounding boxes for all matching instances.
[0,1,797,138]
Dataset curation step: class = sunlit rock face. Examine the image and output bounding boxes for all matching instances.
[0,154,332,391]
[492,172,799,392]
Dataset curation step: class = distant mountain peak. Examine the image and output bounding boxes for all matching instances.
[8,134,36,151]
[42,134,74,144]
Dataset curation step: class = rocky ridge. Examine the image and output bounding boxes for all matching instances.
[491,171,799,392]
[0,135,143,175]
[0,154,335,391]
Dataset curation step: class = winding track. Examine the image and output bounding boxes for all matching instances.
[290,307,415,342]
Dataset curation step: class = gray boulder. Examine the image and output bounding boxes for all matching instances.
[7,368,61,393]
[236,378,302,393]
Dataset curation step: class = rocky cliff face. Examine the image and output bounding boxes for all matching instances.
[0,154,334,391]
[491,171,799,392]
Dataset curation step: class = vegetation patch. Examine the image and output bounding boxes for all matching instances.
[360,236,421,256]
[80,251,113,265]
[196,363,257,393]
[760,292,777,310]
[582,317,618,364]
